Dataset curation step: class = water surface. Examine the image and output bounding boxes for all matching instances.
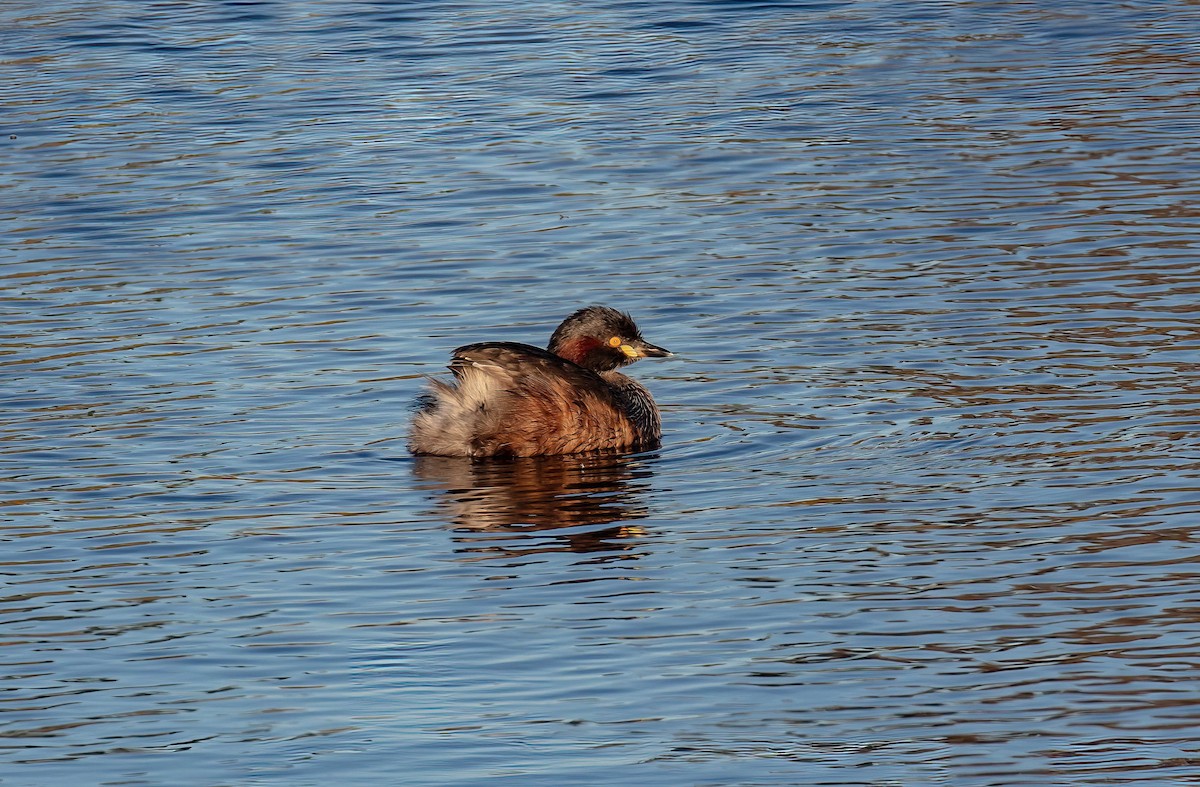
[4,0,1200,784]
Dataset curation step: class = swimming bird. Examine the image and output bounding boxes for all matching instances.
[409,305,671,457]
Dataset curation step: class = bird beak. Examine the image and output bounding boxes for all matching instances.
[635,341,672,358]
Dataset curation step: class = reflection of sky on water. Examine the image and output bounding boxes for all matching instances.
[4,0,1200,783]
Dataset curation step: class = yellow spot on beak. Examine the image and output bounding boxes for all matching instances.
[619,344,641,358]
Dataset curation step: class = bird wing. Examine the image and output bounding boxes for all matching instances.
[445,342,637,455]
[449,342,601,391]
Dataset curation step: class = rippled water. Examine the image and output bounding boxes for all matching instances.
[5,0,1200,784]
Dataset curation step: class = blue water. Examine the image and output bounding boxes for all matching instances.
[5,0,1200,784]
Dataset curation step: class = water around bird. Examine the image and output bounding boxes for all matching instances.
[4,1,1200,784]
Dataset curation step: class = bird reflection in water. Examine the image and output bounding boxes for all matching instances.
[412,452,656,558]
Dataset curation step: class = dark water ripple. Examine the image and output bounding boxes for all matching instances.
[5,0,1200,784]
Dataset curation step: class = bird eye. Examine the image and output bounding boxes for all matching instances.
[608,336,622,347]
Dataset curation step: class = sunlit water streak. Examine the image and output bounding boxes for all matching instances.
[4,0,1200,784]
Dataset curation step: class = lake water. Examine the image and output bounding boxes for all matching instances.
[4,0,1200,784]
